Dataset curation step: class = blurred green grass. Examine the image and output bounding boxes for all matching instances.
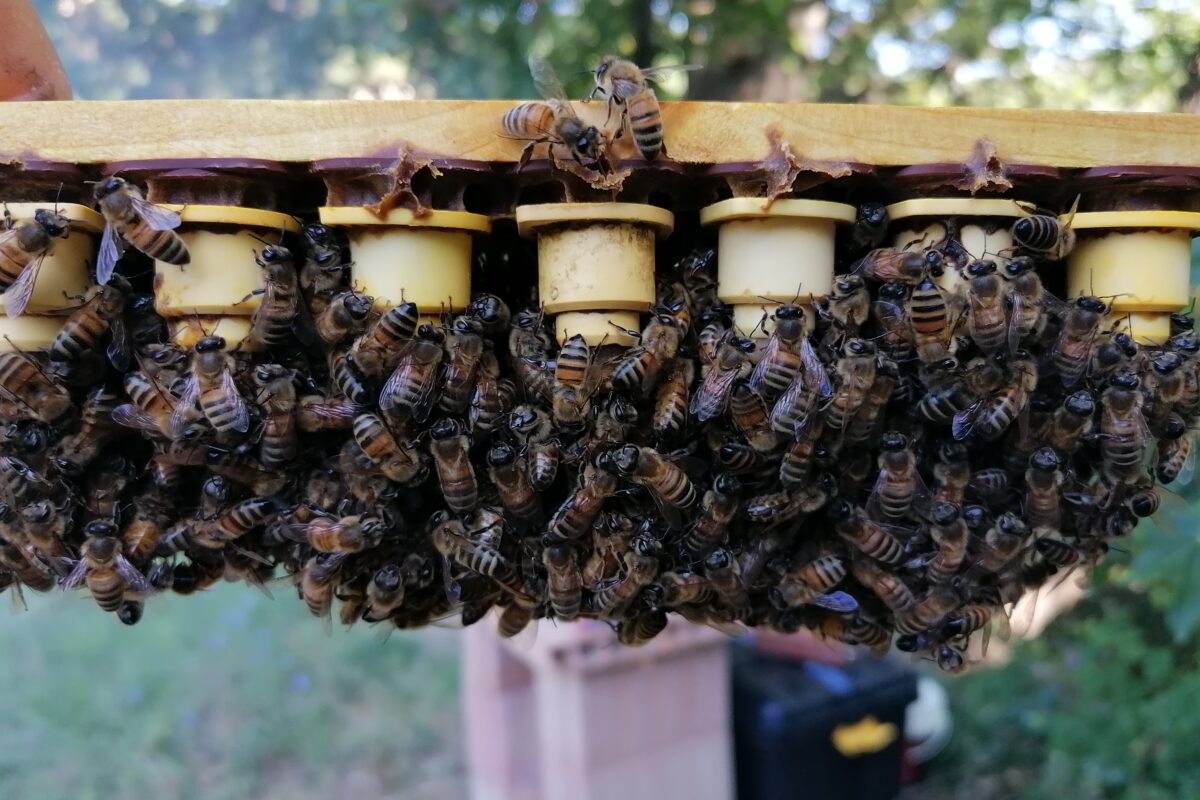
[0,583,464,800]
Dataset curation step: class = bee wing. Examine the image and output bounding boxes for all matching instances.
[528,53,568,100]
[115,555,149,593]
[801,337,832,397]
[129,195,183,231]
[747,336,780,393]
[639,64,703,84]
[951,398,986,441]
[865,468,887,521]
[610,76,642,98]
[2,253,44,317]
[689,364,739,422]
[61,558,88,591]
[168,375,201,438]
[106,314,131,372]
[219,368,251,433]
[811,590,859,614]
[911,468,933,520]
[96,223,124,285]
[111,403,165,433]
[1007,291,1028,354]
[1176,433,1197,487]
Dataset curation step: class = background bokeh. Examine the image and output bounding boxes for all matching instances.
[13,1,1200,798]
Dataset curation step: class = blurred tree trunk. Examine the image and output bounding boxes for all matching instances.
[633,0,655,68]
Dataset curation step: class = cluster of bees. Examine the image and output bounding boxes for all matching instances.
[0,169,1193,674]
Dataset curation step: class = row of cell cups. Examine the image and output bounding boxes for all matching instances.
[2,194,1198,351]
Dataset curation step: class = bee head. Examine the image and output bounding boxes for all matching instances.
[1077,296,1108,314]
[1153,352,1183,375]
[94,176,126,200]
[195,336,225,353]
[486,442,516,467]
[84,518,118,538]
[931,501,961,526]
[1064,390,1095,417]
[1109,372,1139,391]
[879,430,908,452]
[33,208,70,238]
[430,417,461,440]
[703,547,731,571]
[858,202,886,225]
[1030,447,1060,472]
[713,472,741,496]
[1003,255,1037,277]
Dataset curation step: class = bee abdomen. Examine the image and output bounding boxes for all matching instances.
[130,223,189,265]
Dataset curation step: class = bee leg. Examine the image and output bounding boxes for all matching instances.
[1,204,11,231]
[234,288,266,306]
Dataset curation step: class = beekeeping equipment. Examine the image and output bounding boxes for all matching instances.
[516,202,673,345]
[700,198,855,337]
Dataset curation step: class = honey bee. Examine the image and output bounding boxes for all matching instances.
[47,275,129,370]
[908,274,957,364]
[1002,256,1059,350]
[54,386,122,468]
[851,247,926,284]
[820,274,872,335]
[953,351,1037,442]
[547,463,619,541]
[690,335,755,422]
[290,514,383,554]
[441,316,485,415]
[603,444,697,519]
[651,357,693,445]
[829,499,907,565]
[429,417,478,515]
[1157,432,1195,486]
[94,177,188,285]
[379,329,444,429]
[509,403,560,490]
[242,243,300,351]
[771,556,857,613]
[63,520,149,613]
[728,382,778,454]
[845,356,898,448]
[896,585,960,636]
[170,336,249,439]
[590,56,698,161]
[849,203,889,252]
[352,413,422,484]
[0,207,70,315]
[1024,447,1064,529]
[715,440,773,477]
[299,223,345,316]
[869,282,915,362]
[681,473,740,557]
[1051,297,1107,388]
[0,351,72,425]
[931,441,971,506]
[743,474,836,526]
[469,348,504,437]
[315,290,373,348]
[486,442,544,530]
[611,313,684,396]
[1011,196,1078,261]
[298,553,347,620]
[252,364,297,469]
[1100,372,1152,486]
[551,334,598,432]
[503,55,603,169]
[962,260,1007,354]
[868,431,929,522]
[852,555,916,615]
[1047,389,1095,455]
[349,302,419,378]
[749,303,828,402]
[429,511,520,591]
[974,512,1028,574]
[702,546,750,614]
[824,339,877,434]
[779,423,828,488]
[926,500,968,584]
[543,542,582,620]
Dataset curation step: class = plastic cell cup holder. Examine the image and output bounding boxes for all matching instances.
[516,203,674,347]
[152,205,303,352]
[700,198,856,340]
[886,198,1029,296]
[1066,210,1200,344]
[319,206,491,316]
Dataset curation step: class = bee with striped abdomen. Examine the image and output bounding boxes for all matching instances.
[94,177,188,285]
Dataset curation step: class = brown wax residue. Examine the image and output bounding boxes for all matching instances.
[956,139,1012,194]
[728,127,853,207]
[551,151,632,196]
[364,144,443,220]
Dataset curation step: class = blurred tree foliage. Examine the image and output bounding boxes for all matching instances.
[35,0,1200,110]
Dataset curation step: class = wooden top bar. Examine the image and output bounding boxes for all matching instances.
[0,100,1198,168]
